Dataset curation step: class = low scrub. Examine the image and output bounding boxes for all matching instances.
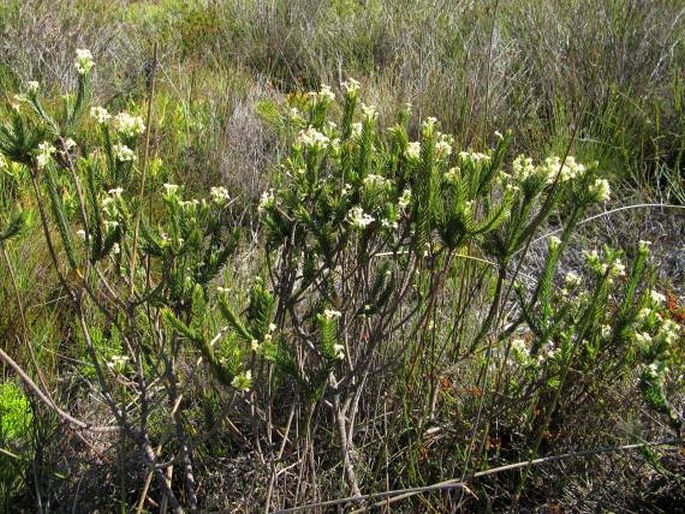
[0,48,682,512]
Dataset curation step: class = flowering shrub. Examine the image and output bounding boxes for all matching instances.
[231,80,674,497]
[0,50,246,511]
[0,52,681,511]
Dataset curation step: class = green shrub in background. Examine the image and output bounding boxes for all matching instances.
[1,0,682,200]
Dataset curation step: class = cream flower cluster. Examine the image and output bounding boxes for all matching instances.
[459,150,491,165]
[583,249,625,279]
[363,174,391,190]
[112,144,136,162]
[258,189,275,213]
[347,206,375,229]
[308,84,335,104]
[231,370,252,391]
[210,186,230,204]
[342,78,360,97]
[298,126,330,150]
[588,178,611,202]
[405,141,421,161]
[36,141,56,169]
[74,48,95,75]
[90,106,111,124]
[114,112,146,138]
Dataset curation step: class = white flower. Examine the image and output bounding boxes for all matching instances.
[459,151,491,164]
[323,309,342,321]
[318,84,335,102]
[405,141,421,161]
[649,290,666,306]
[510,338,529,363]
[444,167,460,183]
[435,136,453,159]
[360,103,378,121]
[163,183,180,197]
[112,144,136,162]
[351,122,363,139]
[231,370,253,391]
[103,220,119,231]
[108,187,124,198]
[657,320,678,343]
[100,196,117,217]
[512,155,535,181]
[589,178,611,202]
[564,271,581,288]
[90,106,111,124]
[74,48,95,75]
[36,141,56,169]
[548,236,562,250]
[610,259,626,278]
[114,112,145,138]
[289,107,304,123]
[27,81,39,93]
[348,206,375,229]
[601,325,612,338]
[332,343,345,360]
[644,361,665,381]
[634,332,652,346]
[258,189,275,213]
[584,249,601,266]
[505,182,520,194]
[298,126,330,150]
[637,307,656,322]
[179,199,198,211]
[342,78,360,96]
[657,320,680,345]
[111,242,120,255]
[106,354,129,373]
[397,188,411,209]
[309,85,335,104]
[210,186,230,204]
[547,155,587,183]
[381,218,398,230]
[422,117,438,137]
[76,229,86,240]
[363,174,390,190]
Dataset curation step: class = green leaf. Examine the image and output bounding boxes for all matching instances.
[190,283,208,331]
[218,296,254,342]
[162,308,201,342]
[0,210,26,243]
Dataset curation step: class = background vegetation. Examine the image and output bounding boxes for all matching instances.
[0,0,683,512]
